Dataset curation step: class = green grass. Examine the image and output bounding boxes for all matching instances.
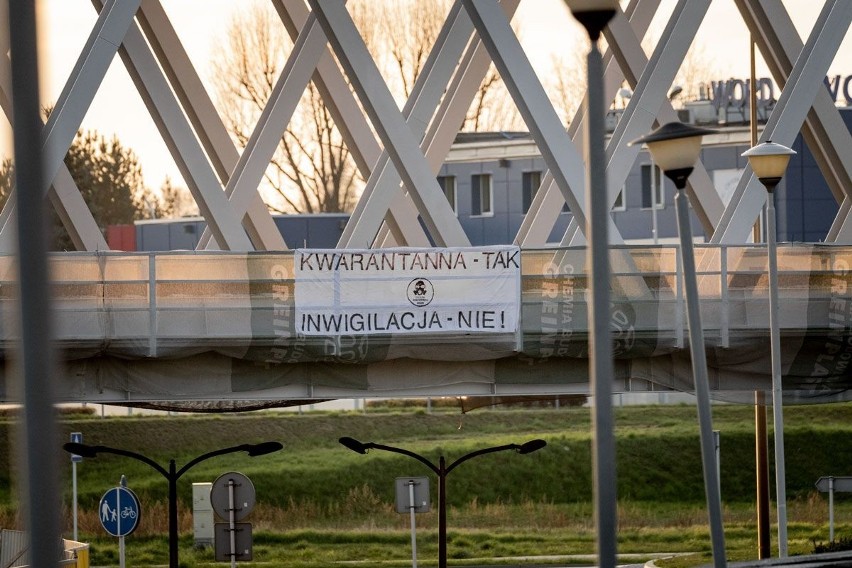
[3,402,852,566]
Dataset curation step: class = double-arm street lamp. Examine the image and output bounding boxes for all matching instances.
[339,436,546,568]
[630,122,726,568]
[63,441,283,568]
[742,140,796,557]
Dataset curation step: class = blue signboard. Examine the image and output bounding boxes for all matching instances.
[70,432,83,463]
[99,486,141,537]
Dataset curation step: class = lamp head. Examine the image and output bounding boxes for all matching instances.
[565,0,618,41]
[630,122,717,189]
[742,141,796,192]
[339,436,370,454]
[63,442,98,458]
[246,441,283,457]
[517,439,547,454]
[667,85,683,101]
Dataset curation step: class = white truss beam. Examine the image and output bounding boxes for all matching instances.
[514,0,657,247]
[0,0,138,251]
[136,1,284,250]
[204,12,335,250]
[0,63,107,252]
[368,0,522,249]
[711,0,852,245]
[1,0,849,251]
[309,0,469,247]
[88,0,252,250]
[339,1,478,248]
[745,1,852,244]
[463,0,588,231]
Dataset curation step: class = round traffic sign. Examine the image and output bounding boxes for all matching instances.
[210,471,256,521]
[99,486,140,537]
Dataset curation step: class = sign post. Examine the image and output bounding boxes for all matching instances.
[69,432,82,541]
[815,476,852,541]
[394,477,430,568]
[211,472,256,565]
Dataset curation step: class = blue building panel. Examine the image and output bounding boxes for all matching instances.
[130,109,850,250]
[167,221,203,250]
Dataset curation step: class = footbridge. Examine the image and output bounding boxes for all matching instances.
[0,2,850,410]
[2,243,849,409]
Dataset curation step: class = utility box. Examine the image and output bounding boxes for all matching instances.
[192,482,214,548]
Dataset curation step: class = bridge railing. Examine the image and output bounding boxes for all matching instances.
[0,243,846,361]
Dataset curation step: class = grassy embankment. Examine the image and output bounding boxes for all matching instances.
[2,402,852,567]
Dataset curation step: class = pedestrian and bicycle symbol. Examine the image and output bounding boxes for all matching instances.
[99,486,141,537]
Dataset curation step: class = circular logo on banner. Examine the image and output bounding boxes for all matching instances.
[407,278,434,307]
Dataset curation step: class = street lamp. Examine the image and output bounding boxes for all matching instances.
[564,2,618,566]
[742,140,796,557]
[63,441,283,568]
[339,436,546,568]
[630,122,726,568]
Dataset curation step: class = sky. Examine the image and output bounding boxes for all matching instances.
[17,0,852,194]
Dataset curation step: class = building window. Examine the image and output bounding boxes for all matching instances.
[522,171,541,214]
[437,175,456,213]
[613,188,625,211]
[641,164,664,209]
[471,173,492,216]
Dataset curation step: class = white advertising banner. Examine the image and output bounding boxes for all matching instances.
[295,246,521,336]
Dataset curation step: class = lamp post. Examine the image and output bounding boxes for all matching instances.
[630,122,726,568]
[564,2,618,566]
[742,140,796,557]
[339,436,546,568]
[63,441,283,568]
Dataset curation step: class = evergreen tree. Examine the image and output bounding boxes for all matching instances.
[0,129,161,250]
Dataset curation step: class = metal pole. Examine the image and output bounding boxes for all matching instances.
[755,391,770,559]
[118,486,125,568]
[169,459,179,568]
[767,194,788,557]
[674,187,727,568]
[714,430,721,497]
[829,477,835,542]
[438,456,447,568]
[7,2,62,567]
[408,481,418,568]
[73,460,79,541]
[586,37,617,568]
[228,478,237,568]
[651,159,659,244]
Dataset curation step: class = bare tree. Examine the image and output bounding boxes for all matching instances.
[675,41,722,102]
[547,51,588,128]
[211,1,509,213]
[158,177,198,219]
[211,4,358,214]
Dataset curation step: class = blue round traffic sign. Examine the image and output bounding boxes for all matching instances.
[99,486,140,537]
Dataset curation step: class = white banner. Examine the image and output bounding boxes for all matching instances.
[295,246,521,335]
